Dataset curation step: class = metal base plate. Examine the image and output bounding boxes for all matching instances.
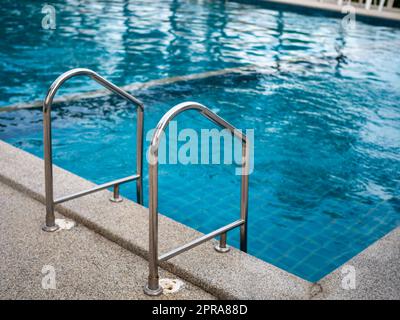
[144,284,163,296]
[42,224,60,232]
[42,219,75,232]
[109,197,123,203]
[214,243,230,253]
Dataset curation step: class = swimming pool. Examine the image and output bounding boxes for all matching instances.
[1,0,399,282]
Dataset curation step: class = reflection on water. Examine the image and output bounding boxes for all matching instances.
[0,0,399,106]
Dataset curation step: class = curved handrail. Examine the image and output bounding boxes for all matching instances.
[149,102,246,157]
[145,102,250,296]
[43,68,143,112]
[43,68,144,232]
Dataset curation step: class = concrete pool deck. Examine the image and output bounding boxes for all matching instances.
[314,227,400,299]
[0,181,213,300]
[0,140,399,299]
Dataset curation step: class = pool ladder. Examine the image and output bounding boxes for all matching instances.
[42,69,250,297]
[42,68,144,232]
[145,101,250,296]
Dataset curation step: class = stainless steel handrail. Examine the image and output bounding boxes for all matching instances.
[144,101,250,296]
[42,68,144,232]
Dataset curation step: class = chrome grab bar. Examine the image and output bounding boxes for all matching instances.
[144,101,250,296]
[42,68,144,232]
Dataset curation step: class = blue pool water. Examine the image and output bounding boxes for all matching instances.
[1,0,400,281]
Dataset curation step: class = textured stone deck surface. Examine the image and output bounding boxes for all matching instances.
[314,227,400,300]
[0,181,214,300]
